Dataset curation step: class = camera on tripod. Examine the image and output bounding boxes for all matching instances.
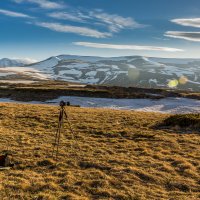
[52,100,73,160]
[59,100,70,108]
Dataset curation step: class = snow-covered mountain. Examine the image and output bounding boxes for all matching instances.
[0,58,36,67]
[1,55,200,91]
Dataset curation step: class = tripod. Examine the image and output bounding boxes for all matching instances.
[52,101,75,160]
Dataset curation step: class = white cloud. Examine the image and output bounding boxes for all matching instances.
[165,31,200,42]
[48,12,85,23]
[171,18,200,28]
[13,0,64,9]
[0,9,32,18]
[74,42,183,52]
[13,57,38,64]
[48,10,146,33]
[89,11,145,32]
[35,22,112,38]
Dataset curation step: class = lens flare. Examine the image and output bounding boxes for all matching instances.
[179,76,188,85]
[168,79,178,88]
[128,68,140,80]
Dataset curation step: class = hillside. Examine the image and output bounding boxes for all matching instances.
[0,103,199,199]
[0,58,35,67]
[1,55,200,91]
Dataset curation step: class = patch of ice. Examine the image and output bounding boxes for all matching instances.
[46,96,200,114]
[0,96,200,114]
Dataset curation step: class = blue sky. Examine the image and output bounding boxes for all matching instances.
[1,0,200,61]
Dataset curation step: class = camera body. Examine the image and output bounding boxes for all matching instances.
[59,101,70,107]
[59,100,66,107]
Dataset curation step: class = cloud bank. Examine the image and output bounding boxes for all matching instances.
[48,12,85,23]
[0,9,32,18]
[165,31,200,42]
[35,22,111,38]
[48,9,146,33]
[89,11,145,32]
[13,0,64,9]
[171,18,200,28]
[74,42,183,52]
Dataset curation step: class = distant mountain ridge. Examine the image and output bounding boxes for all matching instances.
[0,55,200,91]
[0,58,35,67]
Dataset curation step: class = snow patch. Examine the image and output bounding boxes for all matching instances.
[85,71,97,76]
[60,69,82,77]
[0,67,49,80]
[111,65,119,70]
[127,64,136,69]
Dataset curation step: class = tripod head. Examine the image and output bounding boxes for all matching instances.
[59,100,66,108]
[59,100,70,108]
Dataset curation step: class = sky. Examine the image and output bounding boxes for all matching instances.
[1,0,200,61]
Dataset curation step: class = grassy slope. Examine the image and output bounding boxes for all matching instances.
[0,103,199,200]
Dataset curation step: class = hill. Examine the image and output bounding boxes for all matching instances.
[0,103,199,199]
[1,55,200,91]
[0,58,35,67]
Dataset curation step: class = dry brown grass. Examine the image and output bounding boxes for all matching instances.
[0,103,199,199]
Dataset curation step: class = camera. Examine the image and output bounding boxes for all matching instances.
[59,100,66,107]
[59,100,70,107]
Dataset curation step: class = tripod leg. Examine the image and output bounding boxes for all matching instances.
[63,108,75,137]
[55,109,64,160]
[52,109,62,158]
[63,108,77,153]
